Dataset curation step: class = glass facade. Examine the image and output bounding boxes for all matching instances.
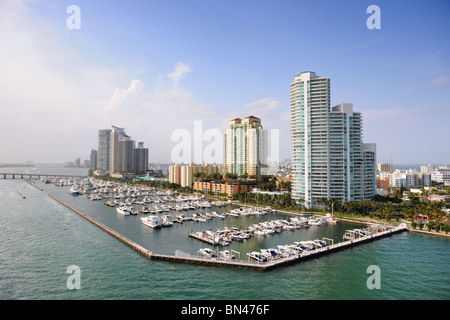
[291,72,376,208]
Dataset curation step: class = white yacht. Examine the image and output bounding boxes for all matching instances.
[116,206,131,216]
[198,248,217,258]
[69,185,81,195]
[140,216,162,229]
[247,251,267,262]
[260,248,281,260]
[313,240,327,248]
[219,250,235,260]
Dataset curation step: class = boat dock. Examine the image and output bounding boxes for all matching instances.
[188,231,231,246]
[48,193,407,271]
[24,178,43,191]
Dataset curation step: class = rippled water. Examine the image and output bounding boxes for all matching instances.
[1,167,449,300]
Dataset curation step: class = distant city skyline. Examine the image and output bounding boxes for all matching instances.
[1,0,449,164]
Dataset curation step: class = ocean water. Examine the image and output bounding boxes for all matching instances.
[0,167,449,301]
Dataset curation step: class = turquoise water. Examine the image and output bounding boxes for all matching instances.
[0,167,449,300]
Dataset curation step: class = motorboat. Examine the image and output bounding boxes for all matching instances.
[140,216,162,229]
[277,245,297,255]
[219,250,235,260]
[175,214,185,223]
[254,229,266,236]
[140,206,150,214]
[314,240,327,248]
[247,251,267,262]
[304,240,322,249]
[161,215,173,227]
[260,248,281,260]
[69,185,81,195]
[230,232,249,241]
[214,213,225,219]
[198,248,217,258]
[294,242,313,251]
[116,206,131,216]
[229,212,239,218]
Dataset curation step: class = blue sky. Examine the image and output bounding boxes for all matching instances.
[0,0,449,165]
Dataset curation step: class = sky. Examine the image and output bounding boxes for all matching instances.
[0,0,449,165]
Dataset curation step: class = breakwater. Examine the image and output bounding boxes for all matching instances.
[48,194,153,259]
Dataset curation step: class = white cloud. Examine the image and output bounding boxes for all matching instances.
[103,63,212,116]
[167,62,192,87]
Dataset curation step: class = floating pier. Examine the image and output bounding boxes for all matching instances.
[48,193,407,271]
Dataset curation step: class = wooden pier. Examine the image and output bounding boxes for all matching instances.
[48,193,407,271]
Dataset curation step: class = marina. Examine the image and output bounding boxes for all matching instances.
[0,169,448,300]
[46,178,408,271]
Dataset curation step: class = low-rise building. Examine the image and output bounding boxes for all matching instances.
[169,163,225,187]
[193,181,257,196]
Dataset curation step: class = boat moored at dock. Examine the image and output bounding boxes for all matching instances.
[198,248,217,258]
[116,206,131,216]
[140,216,162,229]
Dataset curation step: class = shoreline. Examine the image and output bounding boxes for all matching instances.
[226,199,450,238]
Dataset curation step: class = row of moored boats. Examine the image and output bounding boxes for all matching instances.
[196,238,330,262]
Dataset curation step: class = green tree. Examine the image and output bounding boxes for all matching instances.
[443,224,450,234]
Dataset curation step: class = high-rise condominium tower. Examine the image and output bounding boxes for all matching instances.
[110,126,131,174]
[291,71,376,208]
[97,129,111,172]
[291,71,330,208]
[224,116,267,177]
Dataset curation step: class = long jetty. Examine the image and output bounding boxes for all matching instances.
[1,172,86,179]
[48,194,407,271]
[48,194,153,259]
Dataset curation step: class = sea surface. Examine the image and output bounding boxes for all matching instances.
[0,166,449,301]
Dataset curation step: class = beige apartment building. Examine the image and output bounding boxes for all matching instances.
[193,181,257,197]
[224,116,267,178]
[169,163,225,187]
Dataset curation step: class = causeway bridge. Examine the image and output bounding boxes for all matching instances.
[0,172,87,180]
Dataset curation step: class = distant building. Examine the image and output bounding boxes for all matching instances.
[97,129,111,172]
[169,163,225,187]
[224,116,267,178]
[133,142,149,173]
[193,181,257,196]
[378,163,393,173]
[431,165,450,185]
[377,177,390,189]
[378,170,434,188]
[109,126,149,174]
[110,126,129,173]
[90,149,97,171]
[420,165,435,173]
